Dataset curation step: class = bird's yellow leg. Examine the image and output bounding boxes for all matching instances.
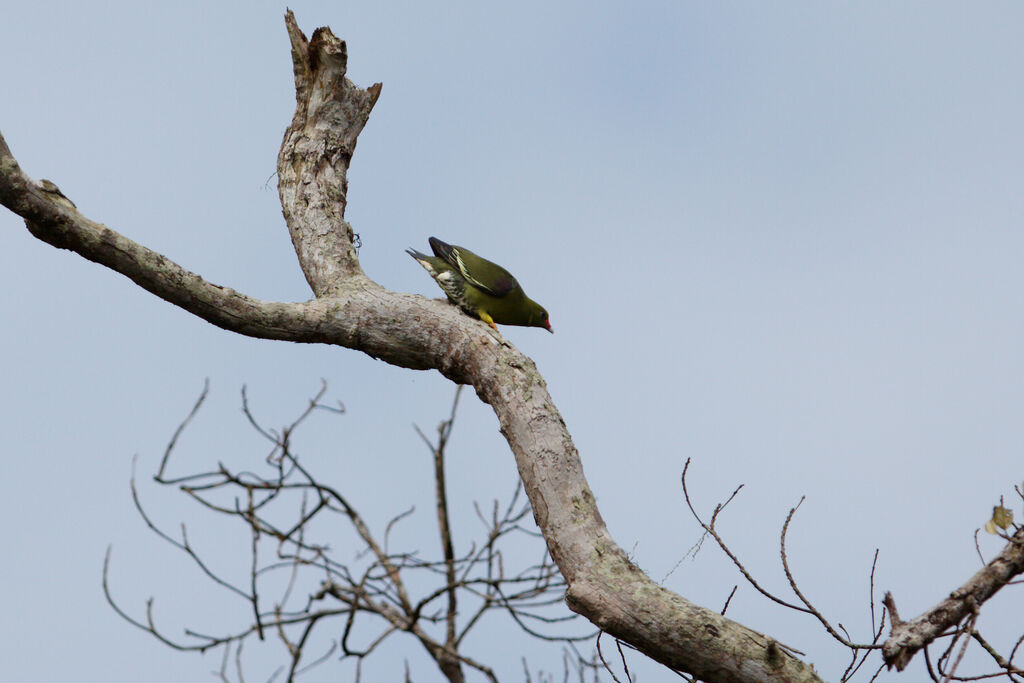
[478,310,498,330]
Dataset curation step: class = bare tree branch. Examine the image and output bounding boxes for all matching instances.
[112,382,600,681]
[0,12,831,682]
[681,460,899,680]
[882,526,1024,671]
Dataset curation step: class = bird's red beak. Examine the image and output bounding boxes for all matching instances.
[545,320,553,333]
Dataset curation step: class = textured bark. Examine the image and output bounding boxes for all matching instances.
[0,11,826,682]
[882,526,1024,670]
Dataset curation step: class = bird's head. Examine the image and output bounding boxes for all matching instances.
[531,303,553,333]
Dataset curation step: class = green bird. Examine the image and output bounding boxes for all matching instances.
[407,237,553,333]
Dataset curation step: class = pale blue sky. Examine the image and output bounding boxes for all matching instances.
[2,2,1023,681]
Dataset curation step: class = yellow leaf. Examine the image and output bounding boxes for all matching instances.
[986,505,1014,534]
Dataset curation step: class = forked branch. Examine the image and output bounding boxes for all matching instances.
[0,11,826,681]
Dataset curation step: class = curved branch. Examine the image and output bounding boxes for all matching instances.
[0,12,826,683]
[780,499,881,651]
[0,129,478,373]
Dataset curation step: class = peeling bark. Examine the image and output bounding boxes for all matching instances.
[0,11,827,682]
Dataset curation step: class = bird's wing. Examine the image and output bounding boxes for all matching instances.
[429,237,517,298]
[451,248,517,298]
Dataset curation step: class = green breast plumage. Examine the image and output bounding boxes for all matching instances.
[407,237,552,332]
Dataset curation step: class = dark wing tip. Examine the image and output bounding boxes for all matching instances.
[427,237,458,267]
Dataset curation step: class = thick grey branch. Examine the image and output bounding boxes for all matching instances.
[0,12,827,683]
[278,10,381,296]
[0,138,309,340]
[882,526,1024,671]
[0,130,474,373]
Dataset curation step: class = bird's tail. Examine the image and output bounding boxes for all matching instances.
[406,247,431,262]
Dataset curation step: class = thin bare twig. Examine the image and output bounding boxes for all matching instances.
[780,498,880,650]
[111,381,593,682]
[156,378,210,481]
[680,459,806,613]
[721,586,738,616]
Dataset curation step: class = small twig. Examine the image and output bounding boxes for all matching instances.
[428,387,462,649]
[240,385,280,445]
[974,529,988,566]
[234,639,246,683]
[869,548,880,636]
[680,460,807,613]
[247,486,264,640]
[595,632,624,683]
[129,458,249,600]
[780,498,879,650]
[615,639,634,683]
[721,586,738,615]
[216,639,231,683]
[923,645,941,683]
[156,379,210,481]
[113,381,593,681]
[940,611,977,683]
[971,629,1024,680]
[103,546,224,652]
